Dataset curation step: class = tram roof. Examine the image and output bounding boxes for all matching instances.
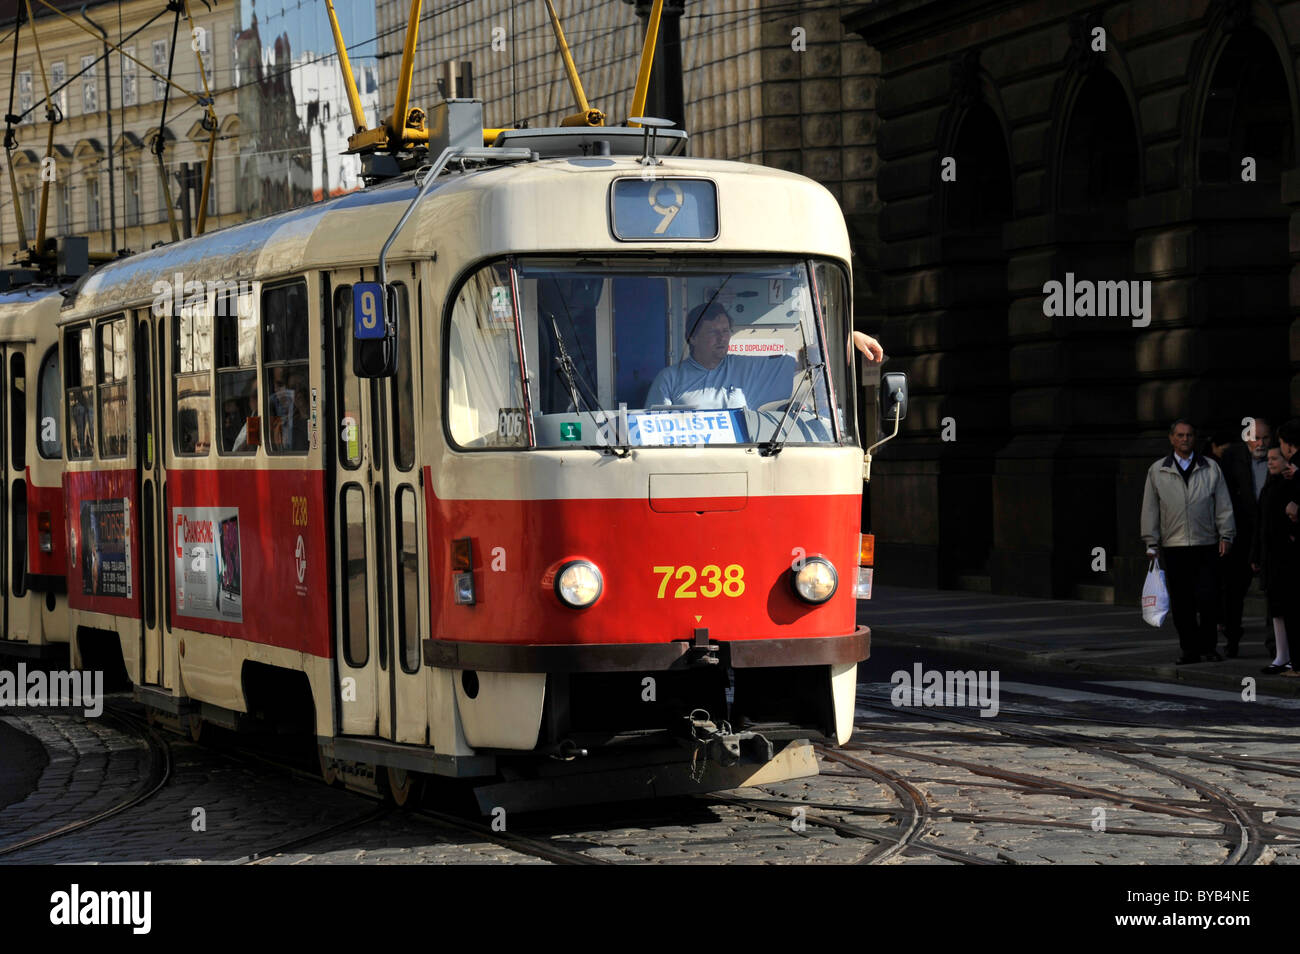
[63,155,851,321]
[0,284,65,342]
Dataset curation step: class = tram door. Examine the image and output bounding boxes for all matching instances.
[135,314,167,687]
[329,272,428,743]
[4,349,30,642]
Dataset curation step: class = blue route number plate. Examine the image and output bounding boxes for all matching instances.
[353,283,386,340]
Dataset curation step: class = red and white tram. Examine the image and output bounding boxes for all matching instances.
[52,105,884,809]
[0,285,69,660]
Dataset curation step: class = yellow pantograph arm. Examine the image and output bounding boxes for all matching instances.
[325,0,369,134]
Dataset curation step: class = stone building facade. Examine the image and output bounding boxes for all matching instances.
[846,0,1300,604]
[0,0,243,260]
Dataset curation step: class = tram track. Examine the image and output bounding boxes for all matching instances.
[174,723,613,865]
[847,700,1274,864]
[0,705,171,859]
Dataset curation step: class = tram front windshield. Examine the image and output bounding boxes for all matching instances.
[446,257,852,450]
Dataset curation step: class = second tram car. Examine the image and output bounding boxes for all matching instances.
[0,285,69,659]
[55,115,876,809]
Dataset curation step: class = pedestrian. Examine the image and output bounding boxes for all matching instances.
[1251,443,1297,674]
[1271,418,1300,675]
[1218,417,1271,657]
[1141,419,1236,665]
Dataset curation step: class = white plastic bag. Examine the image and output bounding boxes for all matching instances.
[1141,560,1169,627]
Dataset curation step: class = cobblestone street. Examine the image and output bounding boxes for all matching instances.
[3,642,1296,866]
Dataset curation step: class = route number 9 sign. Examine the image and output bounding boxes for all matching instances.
[353,282,385,340]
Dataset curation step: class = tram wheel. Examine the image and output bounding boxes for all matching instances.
[384,766,422,808]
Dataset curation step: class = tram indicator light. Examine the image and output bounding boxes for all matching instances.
[353,283,386,340]
[451,537,473,572]
[37,511,52,553]
[859,533,874,567]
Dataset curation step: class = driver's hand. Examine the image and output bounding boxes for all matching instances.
[852,331,884,363]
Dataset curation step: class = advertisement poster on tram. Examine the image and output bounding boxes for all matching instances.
[173,507,243,622]
[78,499,132,599]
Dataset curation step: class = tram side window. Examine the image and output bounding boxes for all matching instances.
[10,352,25,470]
[97,317,129,458]
[446,262,528,449]
[813,261,851,441]
[334,285,362,468]
[64,325,95,460]
[396,486,419,673]
[391,284,414,470]
[37,347,60,458]
[173,299,213,456]
[216,290,259,454]
[262,281,310,455]
[341,484,368,667]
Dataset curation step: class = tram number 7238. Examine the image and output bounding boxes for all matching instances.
[654,564,745,599]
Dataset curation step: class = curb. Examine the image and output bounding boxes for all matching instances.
[866,626,1300,699]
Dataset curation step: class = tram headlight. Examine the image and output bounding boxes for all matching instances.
[555,560,603,609]
[792,557,838,604]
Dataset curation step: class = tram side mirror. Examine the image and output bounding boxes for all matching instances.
[353,282,397,378]
[880,372,908,422]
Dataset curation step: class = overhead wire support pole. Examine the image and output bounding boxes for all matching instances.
[324,0,369,134]
[628,0,664,125]
[182,0,216,234]
[82,5,116,253]
[24,0,59,257]
[154,0,183,242]
[4,6,28,253]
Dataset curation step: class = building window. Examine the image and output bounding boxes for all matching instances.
[50,62,66,115]
[121,47,137,107]
[57,182,70,233]
[17,71,31,123]
[125,167,140,227]
[194,27,213,92]
[205,162,217,216]
[87,177,101,232]
[153,40,168,100]
[22,184,35,234]
[81,55,97,114]
[230,26,241,87]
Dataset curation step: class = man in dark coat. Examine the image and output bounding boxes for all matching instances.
[1218,417,1271,657]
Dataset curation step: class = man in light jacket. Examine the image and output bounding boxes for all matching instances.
[1141,419,1236,665]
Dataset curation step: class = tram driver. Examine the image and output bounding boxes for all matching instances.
[646,301,884,410]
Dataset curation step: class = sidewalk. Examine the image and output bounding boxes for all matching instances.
[857,585,1300,697]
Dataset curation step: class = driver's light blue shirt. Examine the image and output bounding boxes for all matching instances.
[647,354,798,409]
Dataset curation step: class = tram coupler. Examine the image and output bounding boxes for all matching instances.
[684,628,720,666]
[680,709,774,771]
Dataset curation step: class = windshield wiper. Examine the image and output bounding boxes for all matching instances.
[764,362,825,456]
[546,279,631,455]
